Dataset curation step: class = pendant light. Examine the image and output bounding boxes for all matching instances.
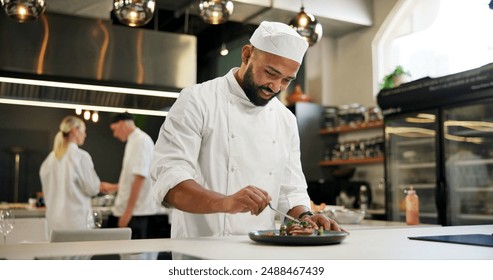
[220,43,229,56]
[113,0,155,27]
[199,0,234,25]
[0,0,46,23]
[289,0,323,46]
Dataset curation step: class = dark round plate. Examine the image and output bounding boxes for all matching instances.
[248,230,348,246]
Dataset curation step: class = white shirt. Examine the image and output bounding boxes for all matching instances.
[151,68,310,238]
[40,143,100,232]
[112,128,158,216]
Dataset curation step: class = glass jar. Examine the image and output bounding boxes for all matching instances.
[368,106,382,121]
[348,103,366,124]
[322,106,338,129]
[337,105,349,126]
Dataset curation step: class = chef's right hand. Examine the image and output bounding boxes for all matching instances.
[100,182,118,194]
[223,185,271,215]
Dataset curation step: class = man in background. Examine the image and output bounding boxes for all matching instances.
[101,112,158,240]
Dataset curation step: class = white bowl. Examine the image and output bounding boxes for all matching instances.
[327,209,365,224]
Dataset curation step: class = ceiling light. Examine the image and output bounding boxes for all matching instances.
[220,43,229,56]
[0,98,169,117]
[289,1,323,46]
[83,110,91,120]
[91,111,99,123]
[0,0,46,23]
[113,0,155,27]
[0,76,179,117]
[199,0,233,25]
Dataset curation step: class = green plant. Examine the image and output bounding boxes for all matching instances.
[380,66,411,89]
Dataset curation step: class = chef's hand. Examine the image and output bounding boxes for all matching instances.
[223,185,271,215]
[100,182,118,194]
[303,214,349,234]
[118,210,132,228]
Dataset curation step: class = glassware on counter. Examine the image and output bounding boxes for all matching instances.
[86,209,103,229]
[0,209,15,245]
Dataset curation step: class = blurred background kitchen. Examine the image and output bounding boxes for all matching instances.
[1,0,493,241]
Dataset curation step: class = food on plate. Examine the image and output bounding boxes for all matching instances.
[280,224,287,236]
[285,220,314,236]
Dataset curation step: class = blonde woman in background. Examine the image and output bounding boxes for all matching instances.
[40,116,103,233]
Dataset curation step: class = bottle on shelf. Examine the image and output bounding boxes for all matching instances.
[359,185,369,211]
[405,186,420,225]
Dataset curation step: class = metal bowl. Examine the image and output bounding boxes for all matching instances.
[327,209,365,224]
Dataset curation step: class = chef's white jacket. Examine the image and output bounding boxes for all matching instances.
[112,128,158,216]
[40,142,100,232]
[151,68,310,238]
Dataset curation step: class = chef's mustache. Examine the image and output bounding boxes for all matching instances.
[258,86,280,95]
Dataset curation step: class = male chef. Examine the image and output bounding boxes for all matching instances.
[151,21,343,238]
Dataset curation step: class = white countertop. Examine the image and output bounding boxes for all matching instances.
[1,224,492,260]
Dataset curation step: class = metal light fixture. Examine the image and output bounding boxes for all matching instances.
[113,0,155,27]
[0,0,46,23]
[289,1,323,47]
[220,43,229,56]
[199,0,233,25]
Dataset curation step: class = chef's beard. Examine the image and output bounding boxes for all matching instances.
[243,65,281,107]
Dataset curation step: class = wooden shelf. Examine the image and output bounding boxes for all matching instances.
[320,157,384,166]
[320,120,384,135]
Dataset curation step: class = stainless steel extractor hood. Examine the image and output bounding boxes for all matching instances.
[0,12,197,116]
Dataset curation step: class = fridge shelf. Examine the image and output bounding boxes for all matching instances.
[451,158,493,165]
[396,162,435,169]
[454,186,493,192]
[445,125,493,137]
[398,212,438,218]
[457,213,493,221]
[319,157,384,166]
[398,184,435,190]
[395,138,434,147]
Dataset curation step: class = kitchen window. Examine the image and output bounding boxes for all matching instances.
[373,0,493,94]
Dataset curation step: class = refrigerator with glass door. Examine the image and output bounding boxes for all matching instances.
[378,63,493,225]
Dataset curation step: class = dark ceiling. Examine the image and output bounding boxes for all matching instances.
[109,2,258,82]
[138,9,256,54]
[36,0,373,82]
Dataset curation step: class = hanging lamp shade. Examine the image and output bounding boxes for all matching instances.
[199,0,233,25]
[289,6,323,46]
[0,0,46,23]
[113,0,155,27]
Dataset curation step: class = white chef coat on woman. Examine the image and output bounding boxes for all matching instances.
[40,142,100,232]
[151,68,310,238]
[112,128,158,217]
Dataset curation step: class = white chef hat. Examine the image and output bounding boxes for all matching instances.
[249,21,309,64]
